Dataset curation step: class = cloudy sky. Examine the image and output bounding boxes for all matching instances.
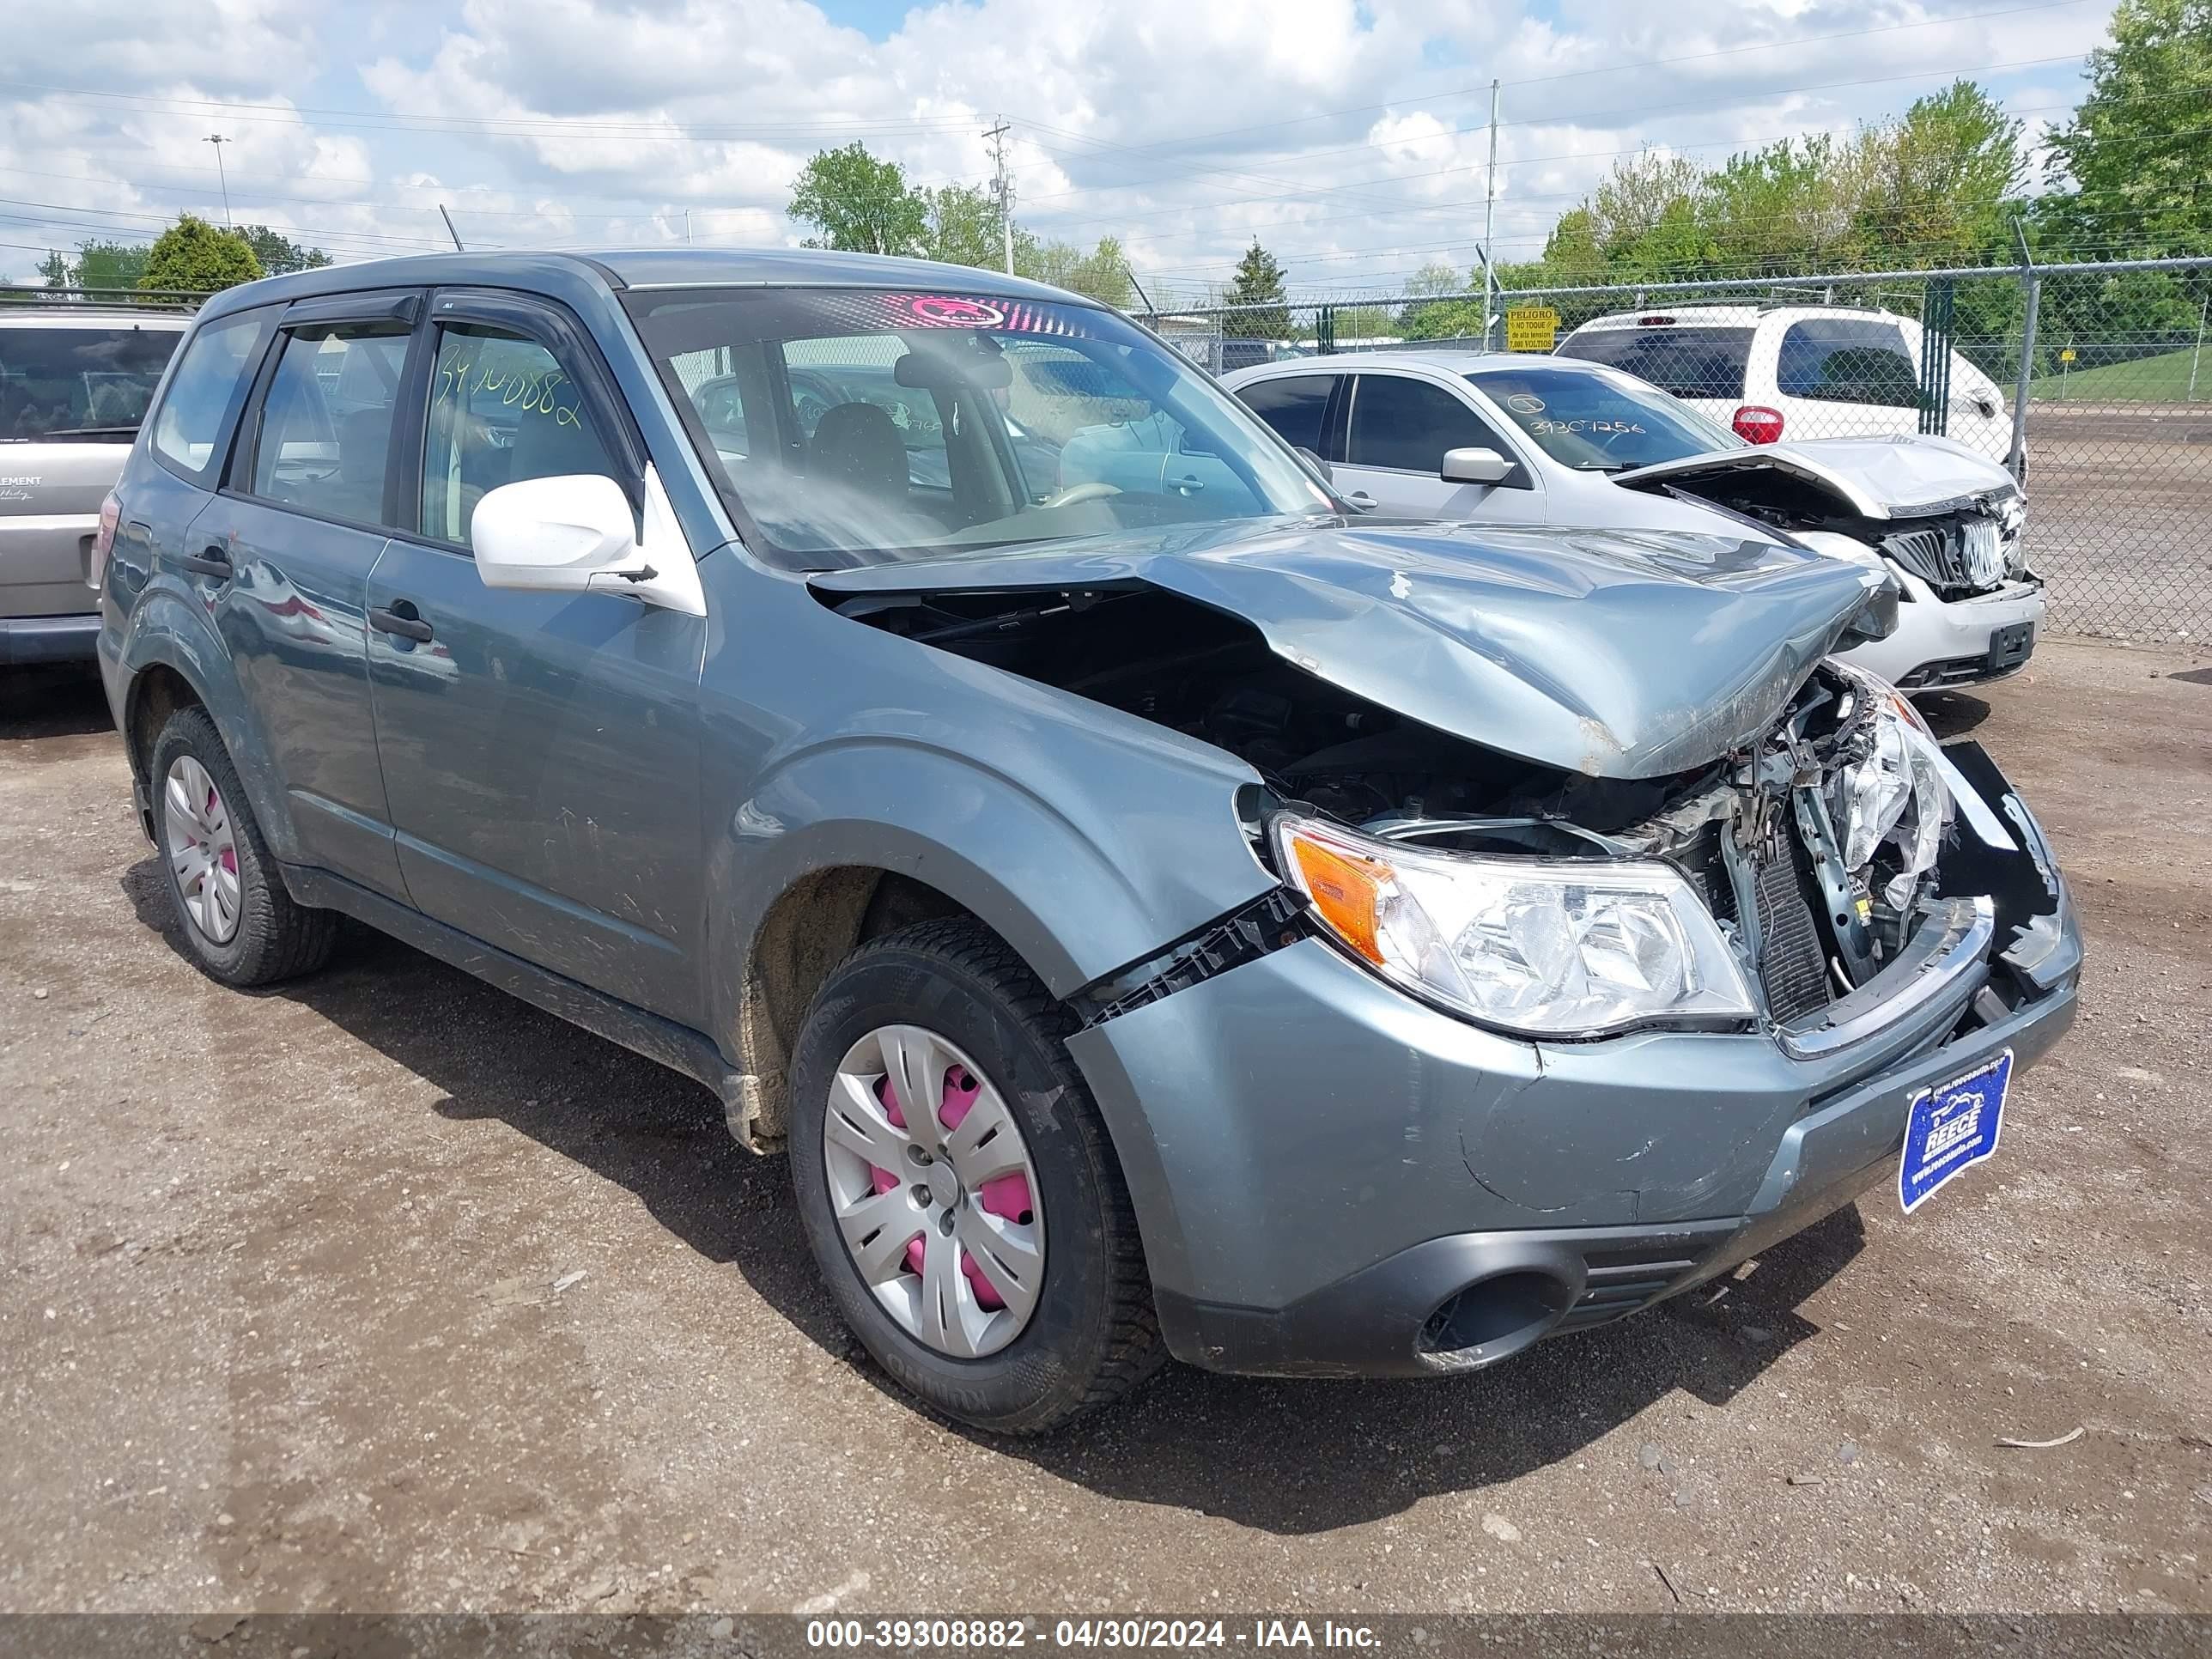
[1,0,2121,301]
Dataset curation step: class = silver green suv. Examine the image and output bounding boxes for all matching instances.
[96,250,2079,1431]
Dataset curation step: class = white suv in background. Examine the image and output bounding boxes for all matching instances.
[1554,304,2014,462]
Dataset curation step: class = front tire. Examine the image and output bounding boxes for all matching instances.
[788,918,1163,1434]
[148,706,337,987]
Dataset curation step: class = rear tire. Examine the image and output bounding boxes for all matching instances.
[788,918,1164,1434]
[148,706,337,987]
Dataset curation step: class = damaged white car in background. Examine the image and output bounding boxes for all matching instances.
[1225,351,2045,693]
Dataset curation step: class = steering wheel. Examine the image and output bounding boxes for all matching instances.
[1037,481,1122,510]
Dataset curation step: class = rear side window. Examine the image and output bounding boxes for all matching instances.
[150,312,270,476]
[0,325,181,441]
[1776,319,1922,409]
[1238,374,1335,459]
[1347,375,1499,472]
[1556,325,1753,400]
[250,324,410,526]
[420,325,626,550]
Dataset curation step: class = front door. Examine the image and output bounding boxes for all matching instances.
[1335,372,1547,523]
[363,291,708,1023]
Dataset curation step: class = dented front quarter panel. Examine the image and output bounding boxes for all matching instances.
[811,515,1885,781]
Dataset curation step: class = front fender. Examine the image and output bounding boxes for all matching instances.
[113,580,301,865]
[713,732,1271,1008]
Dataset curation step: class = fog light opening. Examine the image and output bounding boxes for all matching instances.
[1417,1271,1571,1366]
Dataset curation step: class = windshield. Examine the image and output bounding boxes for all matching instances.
[1469,364,1744,471]
[624,288,1334,568]
[1,325,183,441]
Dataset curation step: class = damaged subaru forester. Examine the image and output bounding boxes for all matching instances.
[97,252,2080,1431]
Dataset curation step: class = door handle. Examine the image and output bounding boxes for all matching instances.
[178,546,232,579]
[1172,474,1206,495]
[1344,490,1377,508]
[368,605,434,643]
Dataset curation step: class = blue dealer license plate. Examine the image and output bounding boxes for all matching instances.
[1899,1049,2012,1213]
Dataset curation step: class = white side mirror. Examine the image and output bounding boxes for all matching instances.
[470,470,705,616]
[472,473,641,591]
[1440,446,1513,485]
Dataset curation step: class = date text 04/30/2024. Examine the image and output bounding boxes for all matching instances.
[804,1619,1383,1649]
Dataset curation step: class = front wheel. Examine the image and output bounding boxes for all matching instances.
[787,918,1163,1433]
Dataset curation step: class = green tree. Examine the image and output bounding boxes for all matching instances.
[1398,260,1484,339]
[38,249,70,289]
[1014,234,1134,306]
[138,216,263,294]
[1066,236,1133,308]
[787,142,928,255]
[1698,134,1862,274]
[1223,240,1291,338]
[920,183,1006,268]
[239,225,332,277]
[2045,0,2212,257]
[1853,81,2025,265]
[77,240,150,292]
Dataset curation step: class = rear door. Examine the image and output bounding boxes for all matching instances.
[179,291,421,900]
[364,289,708,1022]
[1335,371,1547,522]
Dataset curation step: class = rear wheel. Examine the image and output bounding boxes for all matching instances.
[149,706,337,986]
[788,918,1163,1433]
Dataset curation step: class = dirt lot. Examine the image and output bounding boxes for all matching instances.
[2020,405,2212,643]
[2,639,2208,1618]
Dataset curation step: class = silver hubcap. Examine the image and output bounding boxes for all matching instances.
[822,1024,1045,1358]
[162,755,241,945]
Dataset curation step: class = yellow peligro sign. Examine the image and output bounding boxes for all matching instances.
[1505,307,1560,352]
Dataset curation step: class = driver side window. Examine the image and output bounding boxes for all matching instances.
[420,325,625,551]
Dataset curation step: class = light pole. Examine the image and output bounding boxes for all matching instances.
[204,135,233,229]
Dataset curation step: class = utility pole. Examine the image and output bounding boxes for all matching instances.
[985,118,1014,276]
[1481,80,1499,351]
[204,135,233,230]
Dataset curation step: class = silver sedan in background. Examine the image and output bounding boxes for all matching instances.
[1225,350,2046,692]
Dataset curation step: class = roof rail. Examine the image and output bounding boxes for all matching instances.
[0,283,210,313]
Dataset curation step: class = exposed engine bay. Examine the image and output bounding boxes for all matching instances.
[833,580,2051,1034]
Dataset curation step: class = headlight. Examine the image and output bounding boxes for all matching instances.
[1270,815,1755,1038]
[1998,494,2027,576]
[1826,665,1953,908]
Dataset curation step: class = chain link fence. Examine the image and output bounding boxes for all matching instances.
[1147,256,2212,645]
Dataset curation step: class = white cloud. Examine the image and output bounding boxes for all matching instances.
[0,0,2120,293]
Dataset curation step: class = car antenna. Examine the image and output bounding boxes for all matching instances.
[439,204,465,252]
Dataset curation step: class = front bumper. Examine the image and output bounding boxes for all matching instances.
[1066,741,2081,1377]
[0,612,100,665]
[1835,572,2045,691]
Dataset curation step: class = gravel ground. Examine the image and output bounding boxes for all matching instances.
[1,638,2208,1618]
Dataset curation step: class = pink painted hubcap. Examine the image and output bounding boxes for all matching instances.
[869,1067,1035,1310]
[821,1025,1046,1358]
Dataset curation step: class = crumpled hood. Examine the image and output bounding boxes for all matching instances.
[1616,433,2019,520]
[812,515,1885,780]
